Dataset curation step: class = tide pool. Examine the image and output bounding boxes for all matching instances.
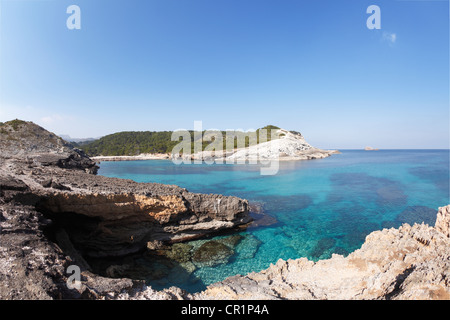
[97,150,449,292]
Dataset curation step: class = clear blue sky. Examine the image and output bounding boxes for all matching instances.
[0,0,448,148]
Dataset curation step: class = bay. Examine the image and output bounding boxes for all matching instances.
[97,149,449,293]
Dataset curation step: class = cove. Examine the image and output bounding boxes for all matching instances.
[97,149,449,293]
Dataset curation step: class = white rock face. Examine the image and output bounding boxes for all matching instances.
[190,129,338,162]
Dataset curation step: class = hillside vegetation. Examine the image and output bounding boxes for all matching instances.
[78,125,282,156]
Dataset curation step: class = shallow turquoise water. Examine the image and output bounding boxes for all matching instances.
[97,150,449,292]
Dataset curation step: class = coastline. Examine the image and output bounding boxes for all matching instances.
[90,129,340,163]
[91,153,171,161]
[92,149,341,163]
[0,121,449,300]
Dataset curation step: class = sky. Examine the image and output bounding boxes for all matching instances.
[0,0,448,149]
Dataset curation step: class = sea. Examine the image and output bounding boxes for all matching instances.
[97,149,449,293]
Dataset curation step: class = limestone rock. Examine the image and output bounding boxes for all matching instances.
[186,129,337,162]
[436,205,450,237]
[35,189,249,258]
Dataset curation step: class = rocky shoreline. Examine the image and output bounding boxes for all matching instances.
[0,121,250,299]
[0,120,449,300]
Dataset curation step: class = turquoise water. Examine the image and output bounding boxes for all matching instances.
[97,150,449,292]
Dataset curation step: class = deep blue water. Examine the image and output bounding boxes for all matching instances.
[97,150,449,292]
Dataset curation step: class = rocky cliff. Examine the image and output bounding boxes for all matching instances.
[0,120,99,174]
[0,120,250,299]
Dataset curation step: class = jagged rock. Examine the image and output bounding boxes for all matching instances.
[35,190,249,258]
[50,181,71,191]
[0,175,30,192]
[436,205,450,238]
[40,179,53,188]
[0,120,98,174]
[147,240,166,250]
[0,201,76,299]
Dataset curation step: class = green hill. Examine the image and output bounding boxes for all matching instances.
[77,131,177,156]
[78,125,281,157]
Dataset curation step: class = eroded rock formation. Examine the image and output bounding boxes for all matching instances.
[436,205,450,238]
[0,120,99,174]
[0,121,250,299]
[36,190,249,258]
